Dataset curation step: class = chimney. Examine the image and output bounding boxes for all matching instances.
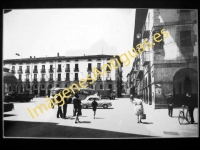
[57,53,59,57]
[34,56,35,58]
[30,56,32,58]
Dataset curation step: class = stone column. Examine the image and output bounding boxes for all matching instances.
[38,83,40,97]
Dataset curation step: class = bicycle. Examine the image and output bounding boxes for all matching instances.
[178,105,191,125]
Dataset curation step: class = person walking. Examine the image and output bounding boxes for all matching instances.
[91,98,98,119]
[56,91,63,118]
[132,99,144,123]
[73,93,82,123]
[62,97,68,119]
[184,93,195,124]
[167,93,173,117]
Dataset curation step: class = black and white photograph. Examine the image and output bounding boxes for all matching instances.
[2,6,199,139]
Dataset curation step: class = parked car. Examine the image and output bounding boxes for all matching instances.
[4,102,14,112]
[81,95,112,109]
[4,92,34,102]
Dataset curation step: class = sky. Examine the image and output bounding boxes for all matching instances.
[3,9,136,80]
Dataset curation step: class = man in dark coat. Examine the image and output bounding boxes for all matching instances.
[185,93,195,124]
[91,99,98,119]
[73,93,82,123]
[167,93,173,117]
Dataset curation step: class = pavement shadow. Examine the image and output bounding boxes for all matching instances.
[142,122,153,124]
[4,114,16,117]
[4,120,155,138]
[78,121,91,123]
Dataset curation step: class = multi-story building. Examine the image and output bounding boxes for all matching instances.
[131,9,198,109]
[3,54,123,97]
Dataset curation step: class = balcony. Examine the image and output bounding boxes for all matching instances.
[33,69,38,73]
[33,78,37,82]
[17,70,23,74]
[65,68,70,72]
[57,69,62,72]
[25,69,30,73]
[74,68,79,72]
[97,77,102,81]
[25,79,30,82]
[87,68,92,72]
[40,78,45,82]
[49,78,54,82]
[142,52,150,66]
[49,69,54,73]
[135,66,144,80]
[74,78,79,81]
[65,78,70,81]
[41,69,46,73]
[56,78,62,82]
[106,77,111,81]
[96,67,102,71]
[11,70,15,74]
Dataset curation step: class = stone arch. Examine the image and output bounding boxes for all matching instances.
[173,67,197,106]
[170,67,197,82]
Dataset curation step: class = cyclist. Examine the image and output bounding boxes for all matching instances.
[183,93,195,124]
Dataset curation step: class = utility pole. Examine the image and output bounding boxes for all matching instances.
[102,39,104,90]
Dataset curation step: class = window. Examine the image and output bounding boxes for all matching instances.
[180,30,191,46]
[75,64,78,69]
[34,74,37,79]
[19,74,22,80]
[88,63,92,71]
[56,84,59,87]
[94,98,99,101]
[75,59,78,62]
[66,73,70,80]
[109,84,112,89]
[42,84,45,88]
[88,98,93,101]
[50,74,53,79]
[42,65,45,70]
[66,64,70,69]
[97,63,101,69]
[179,10,191,21]
[34,65,37,70]
[58,74,61,81]
[107,72,111,78]
[106,63,111,71]
[26,74,29,79]
[19,66,22,70]
[50,65,53,70]
[42,74,45,79]
[58,64,61,70]
[100,84,102,89]
[75,73,78,80]
[35,84,37,88]
[28,85,30,88]
[88,59,92,61]
[12,66,15,70]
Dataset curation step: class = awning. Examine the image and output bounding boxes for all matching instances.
[3,72,19,83]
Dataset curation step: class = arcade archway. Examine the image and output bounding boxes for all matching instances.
[173,68,197,106]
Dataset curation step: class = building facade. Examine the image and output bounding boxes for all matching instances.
[131,9,198,109]
[3,54,123,97]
